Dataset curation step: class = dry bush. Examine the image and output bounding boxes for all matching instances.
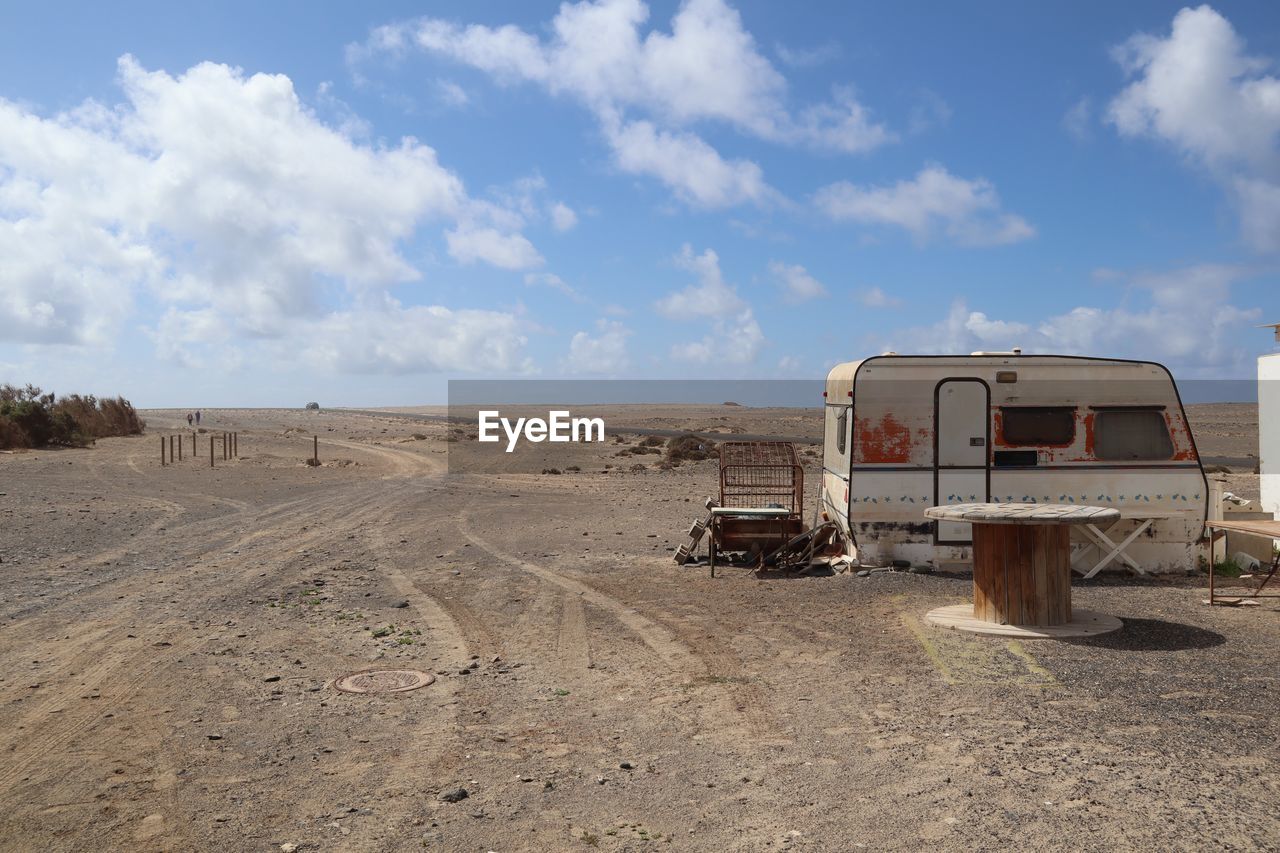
[665,433,717,465]
[0,385,144,449]
[639,435,665,448]
[0,416,29,449]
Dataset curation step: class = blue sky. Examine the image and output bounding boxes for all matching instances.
[1,1,1278,406]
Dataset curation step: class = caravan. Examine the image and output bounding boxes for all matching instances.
[821,354,1207,573]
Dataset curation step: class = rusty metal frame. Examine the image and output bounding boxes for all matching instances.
[718,441,803,513]
[1207,530,1280,605]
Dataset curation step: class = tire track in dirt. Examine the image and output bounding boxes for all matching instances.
[556,592,593,672]
[0,481,403,805]
[456,506,699,673]
[454,490,782,739]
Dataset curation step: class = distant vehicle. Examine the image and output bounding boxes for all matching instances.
[305,402,320,411]
[821,352,1207,572]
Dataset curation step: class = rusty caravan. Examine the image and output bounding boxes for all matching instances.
[821,353,1208,572]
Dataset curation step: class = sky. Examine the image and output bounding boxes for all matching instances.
[1,1,1279,407]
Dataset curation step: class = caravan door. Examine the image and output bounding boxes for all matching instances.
[934,379,990,544]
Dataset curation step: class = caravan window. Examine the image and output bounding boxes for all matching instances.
[1001,407,1075,446]
[1094,409,1174,460]
[836,408,848,455]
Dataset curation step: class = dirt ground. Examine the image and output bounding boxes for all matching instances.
[1,404,1277,851]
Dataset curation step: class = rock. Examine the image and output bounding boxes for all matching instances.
[619,761,634,770]
[438,787,469,803]
[206,733,223,740]
[394,600,410,608]
[855,569,870,577]
[279,845,298,852]
[264,675,281,683]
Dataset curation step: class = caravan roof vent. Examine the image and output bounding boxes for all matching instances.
[880,350,898,356]
[971,349,1023,356]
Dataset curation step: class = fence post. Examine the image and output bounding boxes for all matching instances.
[160,435,166,466]
[233,432,238,457]
[177,433,182,461]
[313,435,319,466]
[169,434,174,463]
[210,435,214,467]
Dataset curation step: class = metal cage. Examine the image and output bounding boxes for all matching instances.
[718,441,803,514]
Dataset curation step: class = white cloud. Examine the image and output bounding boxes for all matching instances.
[550,201,578,231]
[769,261,827,302]
[357,0,893,206]
[774,41,840,69]
[0,56,540,371]
[1062,96,1092,142]
[671,309,764,364]
[885,264,1262,372]
[524,271,583,300]
[856,286,902,308]
[303,299,530,374]
[446,225,543,269]
[1107,5,1280,251]
[435,79,470,107]
[777,354,802,373]
[656,245,746,317]
[657,244,764,365]
[814,164,1036,246]
[566,319,631,373]
[151,307,231,365]
[602,114,771,207]
[908,89,952,136]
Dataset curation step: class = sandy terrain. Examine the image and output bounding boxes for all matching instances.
[0,404,1276,851]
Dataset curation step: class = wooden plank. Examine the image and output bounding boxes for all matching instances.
[1053,526,1072,624]
[1017,526,1038,625]
[972,524,992,621]
[997,525,1017,625]
[1031,525,1050,626]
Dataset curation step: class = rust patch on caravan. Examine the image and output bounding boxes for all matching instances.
[1081,412,1097,458]
[1166,412,1198,461]
[857,414,914,463]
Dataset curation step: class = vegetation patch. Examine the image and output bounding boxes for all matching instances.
[0,384,144,450]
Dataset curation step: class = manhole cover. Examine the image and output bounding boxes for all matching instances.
[333,669,436,694]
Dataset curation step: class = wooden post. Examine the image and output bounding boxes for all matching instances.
[169,434,174,463]
[177,433,182,461]
[210,435,215,467]
[234,432,238,457]
[160,435,166,466]
[313,435,319,466]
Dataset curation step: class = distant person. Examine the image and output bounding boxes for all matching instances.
[187,413,193,427]
[195,410,201,426]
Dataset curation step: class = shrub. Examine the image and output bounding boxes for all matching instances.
[639,435,665,448]
[0,384,145,449]
[665,433,717,464]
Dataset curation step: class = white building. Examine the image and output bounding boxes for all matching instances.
[1261,323,1280,518]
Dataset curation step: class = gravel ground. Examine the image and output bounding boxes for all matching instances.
[0,404,1275,851]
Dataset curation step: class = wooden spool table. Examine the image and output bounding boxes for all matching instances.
[923,503,1124,639]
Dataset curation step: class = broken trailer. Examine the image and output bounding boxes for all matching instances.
[820,353,1208,574]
